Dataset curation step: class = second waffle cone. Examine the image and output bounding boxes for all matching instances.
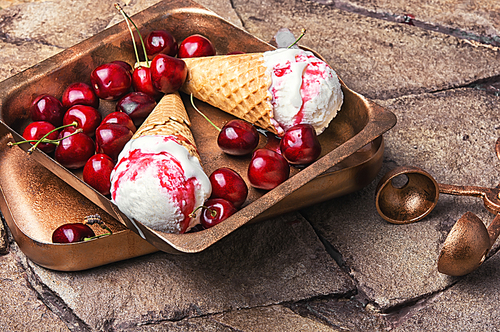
[181,53,278,134]
[132,92,200,161]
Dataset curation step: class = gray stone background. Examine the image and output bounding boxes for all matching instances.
[1,0,500,331]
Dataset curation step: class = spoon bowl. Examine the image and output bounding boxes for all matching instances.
[438,212,494,276]
[375,166,439,224]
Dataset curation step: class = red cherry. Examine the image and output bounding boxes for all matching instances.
[132,66,162,99]
[111,60,133,72]
[62,105,102,136]
[145,30,178,58]
[62,82,99,108]
[263,133,282,154]
[200,198,237,229]
[280,124,321,165]
[101,111,136,133]
[30,94,65,126]
[52,223,95,243]
[54,127,95,169]
[217,119,259,156]
[150,54,187,94]
[116,92,157,126]
[22,121,58,153]
[83,153,115,195]
[90,62,132,100]
[95,123,134,161]
[178,34,216,58]
[209,167,248,208]
[247,148,290,190]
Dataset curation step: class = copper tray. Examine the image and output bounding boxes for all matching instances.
[0,0,396,263]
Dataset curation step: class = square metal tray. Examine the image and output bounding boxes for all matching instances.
[0,0,396,268]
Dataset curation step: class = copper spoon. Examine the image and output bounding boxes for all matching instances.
[437,212,500,276]
[438,138,500,276]
[375,166,500,224]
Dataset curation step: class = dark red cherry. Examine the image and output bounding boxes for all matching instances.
[90,62,132,100]
[150,54,187,94]
[263,133,282,154]
[145,30,178,59]
[247,148,290,190]
[200,198,237,229]
[52,223,95,243]
[22,121,59,153]
[83,153,115,196]
[54,127,95,169]
[280,124,321,165]
[95,123,134,161]
[209,167,248,208]
[111,60,133,72]
[62,105,102,136]
[101,111,136,133]
[30,94,65,126]
[217,119,259,156]
[132,66,162,99]
[62,82,99,108]
[116,92,157,126]
[178,34,216,58]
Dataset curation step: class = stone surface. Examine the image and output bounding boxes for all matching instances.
[302,87,500,310]
[393,251,500,331]
[2,0,500,330]
[328,0,500,43]
[0,251,70,331]
[232,0,500,100]
[20,213,353,330]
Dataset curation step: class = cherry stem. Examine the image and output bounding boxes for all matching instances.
[8,121,79,154]
[83,214,114,236]
[28,121,78,153]
[190,94,221,132]
[288,28,306,49]
[84,233,112,241]
[114,3,149,68]
[189,205,217,218]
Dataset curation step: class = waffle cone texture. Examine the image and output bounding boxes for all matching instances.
[132,92,200,161]
[181,53,278,134]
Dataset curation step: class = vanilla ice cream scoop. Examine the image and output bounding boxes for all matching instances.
[110,135,211,234]
[181,48,343,136]
[263,48,343,135]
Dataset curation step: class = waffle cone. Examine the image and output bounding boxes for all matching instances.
[132,92,200,161]
[180,53,278,134]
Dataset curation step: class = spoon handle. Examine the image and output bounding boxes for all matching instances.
[438,183,500,214]
[439,183,488,197]
[488,214,500,247]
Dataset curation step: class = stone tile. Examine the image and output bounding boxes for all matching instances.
[328,0,500,43]
[390,251,500,331]
[0,0,240,81]
[302,87,500,310]
[232,0,500,100]
[0,251,69,331]
[287,297,388,331]
[19,213,354,331]
[212,305,336,332]
[0,39,62,81]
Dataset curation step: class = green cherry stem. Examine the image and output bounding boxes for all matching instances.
[83,214,113,240]
[27,121,78,153]
[114,3,150,68]
[115,3,143,67]
[190,93,221,132]
[189,205,217,219]
[288,28,306,49]
[8,121,79,154]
